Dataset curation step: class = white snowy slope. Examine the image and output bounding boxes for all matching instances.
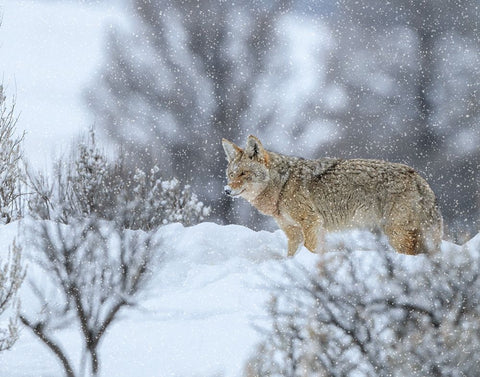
[0,220,470,377]
[0,221,310,377]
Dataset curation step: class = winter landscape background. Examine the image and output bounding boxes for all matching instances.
[0,0,479,376]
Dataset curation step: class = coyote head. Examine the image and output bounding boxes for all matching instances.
[222,135,270,201]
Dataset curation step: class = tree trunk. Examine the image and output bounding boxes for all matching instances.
[90,347,100,377]
[414,8,442,158]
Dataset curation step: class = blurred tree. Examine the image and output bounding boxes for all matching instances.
[320,0,480,236]
[86,0,311,226]
[88,0,479,234]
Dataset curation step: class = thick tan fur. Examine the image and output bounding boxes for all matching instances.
[222,135,443,257]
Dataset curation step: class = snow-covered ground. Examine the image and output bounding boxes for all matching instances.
[0,220,310,377]
[0,220,473,376]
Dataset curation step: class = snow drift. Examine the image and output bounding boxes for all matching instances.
[0,220,473,376]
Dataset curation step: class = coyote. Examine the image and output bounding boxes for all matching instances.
[222,135,443,257]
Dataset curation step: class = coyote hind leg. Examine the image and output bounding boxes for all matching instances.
[302,223,326,254]
[384,225,419,255]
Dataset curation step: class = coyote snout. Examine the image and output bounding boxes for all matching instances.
[222,135,443,257]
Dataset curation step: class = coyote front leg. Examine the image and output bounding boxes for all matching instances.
[278,222,304,257]
[300,220,325,254]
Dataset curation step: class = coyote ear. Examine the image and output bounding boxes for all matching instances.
[222,138,242,162]
[245,135,268,164]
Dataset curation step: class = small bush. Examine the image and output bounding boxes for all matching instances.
[247,240,480,376]
[0,86,24,224]
[28,128,210,229]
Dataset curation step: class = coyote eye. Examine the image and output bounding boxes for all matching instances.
[239,171,252,180]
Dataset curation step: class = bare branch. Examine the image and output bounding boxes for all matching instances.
[19,315,75,377]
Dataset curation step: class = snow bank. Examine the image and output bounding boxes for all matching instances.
[0,220,468,376]
[0,221,311,377]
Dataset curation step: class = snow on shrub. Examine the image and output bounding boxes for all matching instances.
[28,128,210,229]
[0,86,24,224]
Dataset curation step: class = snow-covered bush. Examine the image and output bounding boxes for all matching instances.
[0,240,25,352]
[28,128,209,229]
[0,86,24,224]
[69,130,111,218]
[117,167,211,230]
[27,129,112,223]
[247,242,480,376]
